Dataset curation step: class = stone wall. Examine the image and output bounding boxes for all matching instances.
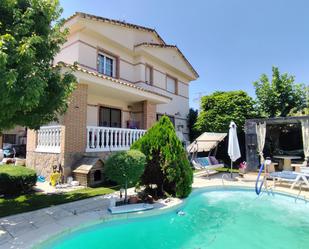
[26,150,114,180]
[26,152,62,178]
[63,152,85,177]
[83,151,112,162]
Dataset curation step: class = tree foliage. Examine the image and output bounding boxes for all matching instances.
[254,66,307,117]
[131,116,193,198]
[194,91,256,133]
[0,0,76,131]
[104,150,146,201]
[188,108,199,142]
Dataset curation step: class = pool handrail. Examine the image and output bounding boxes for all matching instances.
[255,163,265,195]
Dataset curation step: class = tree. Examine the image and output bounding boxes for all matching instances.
[291,86,309,116]
[131,116,193,198]
[254,66,307,117]
[187,108,199,142]
[0,0,76,131]
[104,150,146,202]
[194,91,257,133]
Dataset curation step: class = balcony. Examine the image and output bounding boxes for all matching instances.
[35,126,62,153]
[86,126,146,152]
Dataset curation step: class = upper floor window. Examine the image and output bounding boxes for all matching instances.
[145,65,153,85]
[97,52,115,77]
[166,75,177,94]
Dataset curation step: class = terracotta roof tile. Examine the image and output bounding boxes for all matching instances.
[57,62,172,100]
[66,12,166,45]
[135,42,199,78]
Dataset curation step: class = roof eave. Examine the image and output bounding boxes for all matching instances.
[64,12,166,45]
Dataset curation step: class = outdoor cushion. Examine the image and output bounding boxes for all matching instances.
[208,156,219,165]
[270,171,297,180]
[198,157,210,167]
[195,158,203,165]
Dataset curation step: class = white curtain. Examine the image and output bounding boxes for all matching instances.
[301,119,309,162]
[256,122,266,163]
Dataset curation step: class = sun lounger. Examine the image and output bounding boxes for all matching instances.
[192,157,224,177]
[270,168,309,189]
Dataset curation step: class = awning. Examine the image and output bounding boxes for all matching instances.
[187,132,227,153]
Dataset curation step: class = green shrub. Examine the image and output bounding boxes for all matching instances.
[104,150,146,202]
[0,165,37,196]
[131,116,193,198]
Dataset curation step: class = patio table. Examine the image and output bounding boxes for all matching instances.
[273,156,302,171]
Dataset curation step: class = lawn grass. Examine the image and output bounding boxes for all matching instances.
[215,167,239,173]
[193,167,239,173]
[0,186,118,218]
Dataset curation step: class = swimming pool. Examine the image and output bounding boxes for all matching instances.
[36,188,309,249]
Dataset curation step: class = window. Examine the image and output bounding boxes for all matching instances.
[99,107,121,128]
[3,134,16,144]
[157,114,175,126]
[97,53,115,77]
[145,65,153,85]
[166,75,177,94]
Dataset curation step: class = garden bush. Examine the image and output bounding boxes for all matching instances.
[131,116,193,198]
[104,150,146,202]
[0,165,37,196]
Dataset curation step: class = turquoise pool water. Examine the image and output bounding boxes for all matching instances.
[38,188,309,249]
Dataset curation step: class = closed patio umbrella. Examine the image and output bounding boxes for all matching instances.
[228,121,241,178]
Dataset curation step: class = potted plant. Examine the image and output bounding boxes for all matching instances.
[239,161,247,176]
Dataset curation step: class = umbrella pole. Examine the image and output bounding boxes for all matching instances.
[230,160,233,178]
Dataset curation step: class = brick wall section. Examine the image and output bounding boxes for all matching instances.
[62,84,88,176]
[26,129,37,152]
[143,101,157,129]
[25,84,88,179]
[63,84,88,153]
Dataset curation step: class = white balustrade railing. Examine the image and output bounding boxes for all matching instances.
[86,126,146,152]
[36,126,62,153]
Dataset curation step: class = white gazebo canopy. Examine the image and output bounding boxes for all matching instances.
[187,132,227,153]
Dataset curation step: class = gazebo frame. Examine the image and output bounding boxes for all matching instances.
[245,115,309,171]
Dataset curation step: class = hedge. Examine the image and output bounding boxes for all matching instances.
[104,150,146,202]
[0,165,37,196]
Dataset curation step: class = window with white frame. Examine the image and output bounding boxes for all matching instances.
[145,65,153,85]
[97,52,116,77]
[166,75,177,94]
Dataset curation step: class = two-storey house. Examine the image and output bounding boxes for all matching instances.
[26,12,198,179]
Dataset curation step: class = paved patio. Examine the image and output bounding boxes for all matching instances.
[0,172,308,249]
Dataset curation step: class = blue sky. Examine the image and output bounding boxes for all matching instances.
[60,0,309,109]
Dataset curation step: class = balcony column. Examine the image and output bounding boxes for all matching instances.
[143,100,156,129]
[26,129,38,154]
[62,83,88,176]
